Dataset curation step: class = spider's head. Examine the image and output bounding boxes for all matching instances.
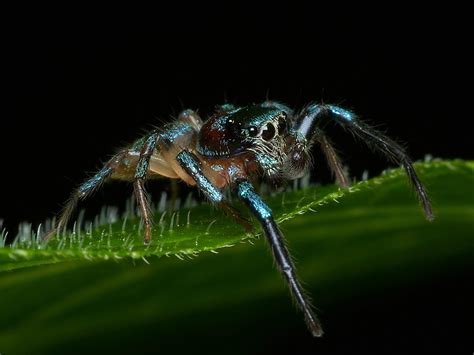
[197,105,311,180]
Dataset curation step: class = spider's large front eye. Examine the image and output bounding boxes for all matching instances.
[261,122,276,141]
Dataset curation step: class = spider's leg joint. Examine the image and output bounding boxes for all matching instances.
[326,104,356,121]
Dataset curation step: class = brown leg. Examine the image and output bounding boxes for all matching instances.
[218,202,254,233]
[170,179,179,210]
[315,129,350,188]
[134,179,153,244]
[134,132,160,244]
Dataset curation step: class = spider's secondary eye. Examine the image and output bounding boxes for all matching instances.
[261,123,276,141]
[248,126,259,137]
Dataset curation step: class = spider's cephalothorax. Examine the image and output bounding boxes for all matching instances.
[45,100,434,337]
[197,104,305,180]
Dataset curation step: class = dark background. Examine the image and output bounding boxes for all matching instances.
[2,4,472,354]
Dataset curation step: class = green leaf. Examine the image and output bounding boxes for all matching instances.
[0,159,472,354]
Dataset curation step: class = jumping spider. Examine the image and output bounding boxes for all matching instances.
[46,101,434,337]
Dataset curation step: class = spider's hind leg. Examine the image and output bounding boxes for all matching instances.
[44,150,132,241]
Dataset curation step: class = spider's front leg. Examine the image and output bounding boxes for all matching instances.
[295,103,434,220]
[176,151,322,335]
[236,179,323,337]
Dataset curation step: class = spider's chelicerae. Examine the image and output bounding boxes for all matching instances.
[46,101,434,337]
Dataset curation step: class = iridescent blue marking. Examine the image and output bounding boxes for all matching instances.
[256,153,278,171]
[135,159,148,178]
[260,101,294,115]
[217,103,239,112]
[237,181,272,221]
[135,132,159,179]
[176,151,223,203]
[79,166,112,195]
[227,165,240,179]
[159,122,193,145]
[211,164,224,172]
[305,104,324,117]
[222,106,283,130]
[211,115,229,131]
[131,136,147,151]
[297,104,355,138]
[246,109,281,128]
[328,105,355,121]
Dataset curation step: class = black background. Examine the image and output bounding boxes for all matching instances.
[2,4,472,354]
